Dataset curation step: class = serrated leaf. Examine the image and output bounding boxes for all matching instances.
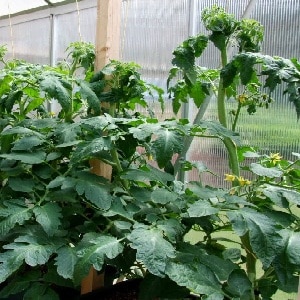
[129,122,160,141]
[157,219,185,243]
[152,129,183,168]
[5,90,23,113]
[47,176,65,189]
[39,74,71,112]
[187,200,219,217]
[166,261,223,297]
[263,185,300,206]
[122,166,174,183]
[0,200,32,235]
[8,177,35,192]
[4,235,57,267]
[0,251,24,283]
[55,122,81,144]
[33,203,62,236]
[0,151,46,164]
[75,171,112,210]
[74,234,123,284]
[12,135,44,151]
[151,188,178,204]
[1,126,41,136]
[250,163,283,177]
[128,227,176,277]
[226,269,252,298]
[228,208,284,268]
[78,79,100,115]
[55,246,78,279]
[286,232,300,265]
[71,137,112,163]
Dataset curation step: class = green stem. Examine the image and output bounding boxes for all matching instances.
[232,103,242,132]
[217,47,228,128]
[223,137,240,177]
[110,147,129,190]
[217,47,240,176]
[241,233,257,300]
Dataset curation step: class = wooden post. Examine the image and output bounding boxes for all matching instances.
[81,0,122,295]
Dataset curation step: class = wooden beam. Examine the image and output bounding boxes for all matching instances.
[95,0,122,69]
[81,0,121,295]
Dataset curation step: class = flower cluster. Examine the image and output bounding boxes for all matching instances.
[225,174,251,186]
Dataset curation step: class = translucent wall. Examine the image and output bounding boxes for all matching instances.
[0,0,299,188]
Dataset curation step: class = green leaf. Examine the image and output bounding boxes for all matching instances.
[4,234,58,267]
[190,80,210,108]
[55,246,78,279]
[151,188,178,204]
[166,260,223,297]
[156,219,185,243]
[128,226,176,277]
[8,177,35,192]
[122,166,174,183]
[250,163,283,177]
[152,129,183,168]
[39,74,71,113]
[23,283,59,300]
[0,151,46,164]
[1,126,42,136]
[74,171,112,210]
[78,79,100,115]
[5,90,23,113]
[33,203,62,236]
[228,208,284,268]
[187,200,219,217]
[0,200,32,236]
[74,233,123,284]
[171,35,208,85]
[225,269,252,299]
[71,137,112,163]
[12,135,44,151]
[286,232,300,265]
[273,252,299,293]
[0,251,24,283]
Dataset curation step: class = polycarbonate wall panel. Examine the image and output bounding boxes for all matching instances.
[0,17,51,64]
[53,6,97,63]
[120,0,191,117]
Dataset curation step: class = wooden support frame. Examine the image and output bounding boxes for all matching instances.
[81,0,122,295]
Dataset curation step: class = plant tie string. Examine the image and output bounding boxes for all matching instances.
[75,0,83,42]
[120,0,129,60]
[7,0,15,58]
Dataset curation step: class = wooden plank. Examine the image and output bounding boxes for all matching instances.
[81,0,121,295]
[95,0,121,68]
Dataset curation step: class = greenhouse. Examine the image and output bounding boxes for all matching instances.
[0,0,300,299]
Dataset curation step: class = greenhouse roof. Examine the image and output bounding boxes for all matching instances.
[0,0,78,18]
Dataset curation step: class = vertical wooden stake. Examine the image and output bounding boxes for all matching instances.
[81,0,121,295]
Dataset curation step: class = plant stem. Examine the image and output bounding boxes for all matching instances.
[217,47,240,176]
[110,146,129,190]
[232,103,242,132]
[174,94,213,177]
[241,233,257,300]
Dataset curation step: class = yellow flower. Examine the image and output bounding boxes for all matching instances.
[237,176,251,186]
[237,94,248,104]
[225,174,236,182]
[270,153,282,164]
